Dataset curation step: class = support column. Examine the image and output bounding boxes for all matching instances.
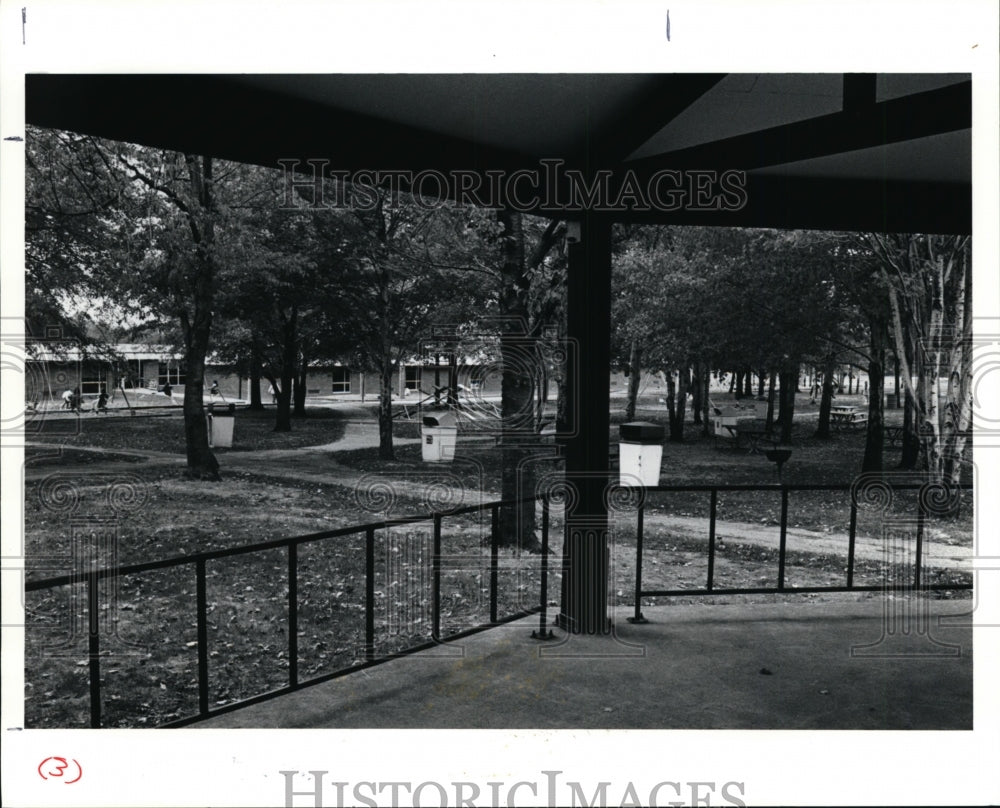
[560,213,613,634]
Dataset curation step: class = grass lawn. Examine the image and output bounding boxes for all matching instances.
[29,406,348,454]
[22,393,972,728]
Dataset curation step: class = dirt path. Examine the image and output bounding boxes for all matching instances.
[24,427,970,572]
[629,511,970,570]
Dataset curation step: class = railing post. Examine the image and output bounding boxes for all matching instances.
[287,543,298,687]
[707,489,718,592]
[777,487,789,590]
[87,570,101,729]
[196,559,209,714]
[627,493,648,624]
[532,495,555,639]
[365,527,375,661]
[490,505,499,624]
[847,501,858,588]
[433,514,442,640]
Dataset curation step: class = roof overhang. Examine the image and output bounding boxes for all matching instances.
[25,72,971,234]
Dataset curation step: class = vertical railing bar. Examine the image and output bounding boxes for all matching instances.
[87,570,101,729]
[196,558,209,715]
[847,501,858,588]
[777,487,789,591]
[628,492,647,624]
[287,542,298,688]
[707,489,718,592]
[490,505,499,624]
[532,496,554,639]
[432,514,442,640]
[365,526,375,661]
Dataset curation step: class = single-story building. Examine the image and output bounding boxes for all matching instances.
[26,343,521,404]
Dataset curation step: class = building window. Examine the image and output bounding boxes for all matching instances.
[404,365,421,391]
[158,362,186,387]
[331,367,351,393]
[81,365,106,395]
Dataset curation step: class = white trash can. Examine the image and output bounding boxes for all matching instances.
[422,411,457,462]
[619,421,664,486]
[207,403,235,448]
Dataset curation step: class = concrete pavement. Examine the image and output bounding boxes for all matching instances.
[193,598,972,730]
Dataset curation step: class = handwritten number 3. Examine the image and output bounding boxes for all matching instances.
[37,757,83,784]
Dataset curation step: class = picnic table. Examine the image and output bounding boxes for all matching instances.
[722,423,777,454]
[831,405,868,430]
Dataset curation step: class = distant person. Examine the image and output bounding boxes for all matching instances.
[70,387,82,412]
[268,383,276,404]
[96,389,108,414]
[162,381,173,399]
[210,380,220,397]
[61,389,74,410]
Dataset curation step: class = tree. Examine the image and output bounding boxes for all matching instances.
[493,211,567,548]
[292,181,493,460]
[865,233,972,491]
[25,128,131,346]
[118,150,222,479]
[26,129,233,479]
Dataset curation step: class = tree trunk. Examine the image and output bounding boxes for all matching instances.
[743,369,753,398]
[893,354,901,408]
[731,371,740,397]
[765,370,777,432]
[814,356,836,439]
[497,209,537,548]
[248,341,265,411]
[376,260,395,460]
[293,357,307,417]
[378,358,395,460]
[274,371,293,432]
[899,386,918,469]
[691,359,703,425]
[861,319,886,473]
[182,341,219,480]
[665,371,676,426]
[179,155,219,481]
[273,307,297,432]
[701,365,711,437]
[624,338,641,422]
[666,368,688,442]
[942,245,973,492]
[447,351,459,409]
[777,365,798,444]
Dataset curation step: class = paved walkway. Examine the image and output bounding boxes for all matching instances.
[194,599,973,729]
[24,419,970,566]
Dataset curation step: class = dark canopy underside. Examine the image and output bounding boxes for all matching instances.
[26,73,971,234]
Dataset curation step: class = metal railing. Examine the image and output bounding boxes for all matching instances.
[627,482,973,623]
[25,480,973,727]
[25,494,556,729]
